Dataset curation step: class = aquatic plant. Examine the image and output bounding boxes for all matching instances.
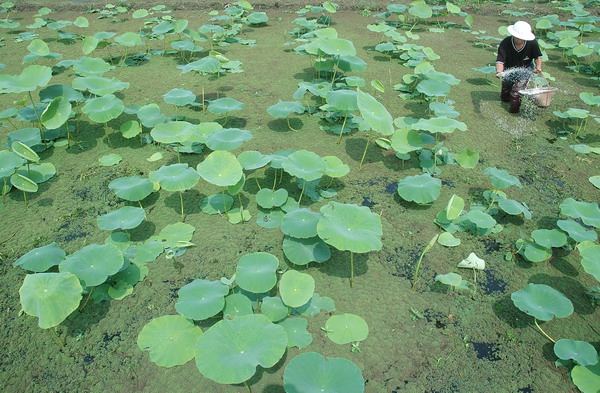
[81,94,125,147]
[97,206,146,231]
[149,163,200,220]
[397,173,441,204]
[324,313,368,345]
[279,270,314,307]
[356,89,394,169]
[13,242,65,272]
[267,100,305,132]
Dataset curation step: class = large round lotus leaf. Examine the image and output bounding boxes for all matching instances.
[317,202,383,253]
[163,88,196,106]
[177,57,220,74]
[557,220,597,243]
[326,90,358,112]
[40,96,71,130]
[531,229,567,248]
[572,364,600,392]
[0,65,52,93]
[261,296,289,322]
[10,173,38,193]
[235,252,279,293]
[149,163,200,192]
[412,117,467,134]
[560,198,600,228]
[409,0,432,18]
[238,150,271,170]
[554,339,598,367]
[13,242,66,272]
[59,243,124,287]
[19,272,83,329]
[138,315,202,368]
[175,279,229,320]
[247,12,268,24]
[283,352,365,393]
[82,94,124,123]
[73,57,114,77]
[0,150,25,178]
[200,193,234,215]
[137,103,167,128]
[511,283,574,321]
[197,150,243,187]
[205,128,253,151]
[7,128,41,149]
[357,89,394,136]
[72,76,130,96]
[207,97,245,115]
[256,208,285,229]
[279,270,315,308]
[195,314,288,384]
[223,293,254,319]
[282,150,326,182]
[109,176,154,202]
[11,141,40,163]
[318,37,356,56]
[323,156,350,178]
[338,55,367,73]
[281,208,321,238]
[283,236,331,265]
[151,121,194,144]
[417,79,450,97]
[256,188,288,209]
[27,39,50,56]
[278,317,312,348]
[115,32,143,47]
[267,101,305,118]
[325,313,369,344]
[397,173,441,204]
[97,206,146,231]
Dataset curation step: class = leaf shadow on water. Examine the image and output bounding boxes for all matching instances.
[214,116,247,128]
[528,273,596,316]
[267,118,304,133]
[493,295,531,329]
[541,341,556,362]
[164,189,203,217]
[243,351,288,392]
[293,67,315,81]
[470,90,499,114]
[314,248,369,281]
[64,300,111,338]
[127,220,156,242]
[549,254,579,278]
[261,385,285,393]
[65,122,101,154]
[404,101,429,118]
[465,77,493,87]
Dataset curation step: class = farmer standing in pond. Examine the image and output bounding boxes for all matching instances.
[495,21,543,113]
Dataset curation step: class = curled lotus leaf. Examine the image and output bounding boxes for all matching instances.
[82,94,124,123]
[326,90,358,112]
[557,219,597,243]
[498,199,531,219]
[247,12,268,24]
[357,89,394,136]
[149,163,200,192]
[417,79,450,97]
[13,242,65,272]
[237,150,271,170]
[73,57,114,77]
[15,163,56,184]
[10,173,38,193]
[40,96,71,130]
[554,339,598,367]
[97,206,146,231]
[196,150,243,187]
[283,235,331,265]
[397,173,441,204]
[391,128,424,154]
[559,198,600,228]
[177,57,220,74]
[323,156,350,178]
[137,103,167,128]
[0,65,52,94]
[205,128,252,151]
[0,150,26,178]
[150,121,195,144]
[412,117,467,134]
[114,32,143,47]
[11,141,40,163]
[511,283,574,321]
[282,150,325,182]
[175,279,229,320]
[484,167,522,189]
[337,55,368,73]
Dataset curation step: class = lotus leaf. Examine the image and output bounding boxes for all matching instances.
[235,252,279,293]
[223,293,254,318]
[579,244,600,282]
[282,150,326,182]
[261,296,289,322]
[175,279,229,320]
[73,57,114,77]
[146,152,163,162]
[115,32,143,47]
[278,317,312,348]
[137,315,202,367]
[560,198,600,228]
[19,272,83,329]
[197,150,243,187]
[511,283,574,321]
[74,16,89,28]
[177,57,220,74]
[97,206,146,231]
[27,39,49,56]
[0,150,25,178]
[531,229,567,248]
[283,352,365,393]
[281,208,321,238]
[150,121,194,144]
[59,243,124,287]
[267,101,305,118]
[195,314,288,384]
[155,222,195,249]
[280,270,315,308]
[435,272,463,287]
[0,65,52,94]
[554,339,598,367]
[557,220,597,243]
[13,242,65,272]
[430,102,460,118]
[149,163,200,192]
[325,313,368,345]
[483,167,522,189]
[409,0,432,18]
[356,89,394,136]
[247,12,268,24]
[82,36,99,55]
[14,163,55,184]
[412,117,467,134]
[589,176,600,189]
[109,177,154,201]
[98,154,122,166]
[137,103,167,128]
[283,235,331,265]
[163,88,196,106]
[337,55,368,73]
[318,37,356,57]
[72,76,130,96]
[256,188,288,209]
[82,94,124,123]
[7,128,42,149]
[238,150,271,170]
[397,173,441,204]
[323,156,350,178]
[438,232,460,247]
[345,76,365,87]
[11,141,39,163]
[107,280,133,300]
[205,128,252,151]
[292,293,335,317]
[256,208,285,229]
[317,202,382,253]
[326,90,358,112]
[580,92,600,107]
[120,120,142,139]
[40,96,71,130]
[207,97,245,115]
[391,128,424,154]
[498,199,532,219]
[417,79,450,97]
[10,173,38,193]
[200,193,234,215]
[132,9,149,18]
[517,239,552,263]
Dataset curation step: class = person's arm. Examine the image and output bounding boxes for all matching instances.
[496,62,504,78]
[533,57,542,73]
[496,39,506,78]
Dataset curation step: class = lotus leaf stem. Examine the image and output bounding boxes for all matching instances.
[244,381,252,393]
[326,177,334,189]
[238,193,243,212]
[255,178,262,191]
[350,251,354,288]
[79,287,94,312]
[534,318,556,343]
[2,178,6,203]
[138,200,143,209]
[104,123,113,148]
[278,168,283,185]
[330,57,341,87]
[51,327,65,350]
[412,234,439,291]
[27,91,46,145]
[286,117,298,132]
[271,169,278,190]
[202,87,205,113]
[23,191,27,208]
[359,138,371,170]
[179,191,185,221]
[298,180,306,205]
[26,162,31,177]
[222,189,228,213]
[6,117,18,130]
[337,115,348,144]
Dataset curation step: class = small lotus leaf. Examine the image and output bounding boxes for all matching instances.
[156,222,195,249]
[412,117,467,134]
[205,128,252,151]
[517,240,552,263]
[177,57,220,74]
[223,293,254,318]
[484,167,522,189]
[278,317,312,348]
[557,219,597,242]
[74,16,89,27]
[132,9,149,18]
[120,120,142,138]
[283,236,331,265]
[409,0,432,18]
[498,199,532,219]
[146,152,163,162]
[98,154,122,167]
[435,272,463,287]
[560,198,600,228]
[282,150,325,182]
[531,229,567,248]
[97,206,146,231]
[235,252,279,293]
[115,32,143,47]
[317,202,382,253]
[138,315,202,367]
[13,242,65,272]
[579,244,600,282]
[417,79,450,97]
[554,339,598,367]
[326,90,358,112]
[137,103,166,128]
[0,150,25,178]
[571,364,600,392]
[10,173,38,193]
[391,128,424,154]
[256,188,288,209]
[464,210,497,229]
[82,94,124,123]
[82,36,99,55]
[455,148,479,169]
[27,39,49,56]
[197,150,243,187]
[397,173,441,204]
[149,163,200,192]
[11,141,39,163]
[267,101,305,118]
[238,150,271,170]
[40,96,71,130]
[281,208,321,238]
[283,352,365,393]
[325,313,368,345]
[280,270,315,308]
[292,293,335,317]
[261,296,289,322]
[150,121,195,144]
[163,88,196,106]
[72,76,129,96]
[207,97,245,115]
[445,194,464,220]
[19,272,83,329]
[59,243,124,287]
[323,156,350,178]
[108,176,153,202]
[511,283,574,321]
[200,193,234,215]
[195,314,288,384]
[356,89,394,136]
[438,232,460,247]
[73,57,114,77]
[175,279,229,320]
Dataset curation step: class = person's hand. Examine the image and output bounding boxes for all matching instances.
[496,72,503,79]
[533,67,542,74]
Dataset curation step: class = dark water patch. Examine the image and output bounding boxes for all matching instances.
[518,386,533,392]
[470,341,501,361]
[362,196,375,207]
[83,355,95,364]
[423,308,460,329]
[442,179,455,188]
[385,181,398,194]
[101,332,122,348]
[481,269,507,295]
[482,239,501,254]
[387,245,421,279]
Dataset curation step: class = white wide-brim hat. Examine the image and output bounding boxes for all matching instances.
[507,21,535,41]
